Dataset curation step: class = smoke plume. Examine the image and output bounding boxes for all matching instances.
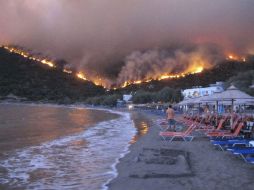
[117,45,223,84]
[0,0,254,86]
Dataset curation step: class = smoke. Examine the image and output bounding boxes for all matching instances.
[117,45,223,84]
[0,0,254,85]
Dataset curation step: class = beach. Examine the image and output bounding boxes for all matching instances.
[108,111,254,190]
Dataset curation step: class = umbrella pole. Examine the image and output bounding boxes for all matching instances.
[230,99,234,128]
[216,101,218,126]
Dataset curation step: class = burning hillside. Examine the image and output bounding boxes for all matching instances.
[1,45,91,84]
[1,45,249,89]
[0,0,253,90]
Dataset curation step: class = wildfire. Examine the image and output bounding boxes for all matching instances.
[120,66,204,88]
[76,72,87,81]
[41,59,55,67]
[227,54,246,62]
[2,45,56,68]
[193,66,203,73]
[133,80,142,84]
[93,78,104,86]
[63,68,73,74]
[4,45,241,90]
[1,45,91,83]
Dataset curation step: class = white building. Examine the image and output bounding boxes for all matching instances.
[123,94,133,102]
[182,82,224,99]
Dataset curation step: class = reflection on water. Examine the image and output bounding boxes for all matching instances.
[0,104,136,190]
[0,103,117,152]
[130,112,150,144]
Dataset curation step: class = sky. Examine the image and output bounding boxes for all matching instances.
[0,0,254,85]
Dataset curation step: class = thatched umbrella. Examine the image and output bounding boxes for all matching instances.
[201,85,254,111]
[178,98,196,106]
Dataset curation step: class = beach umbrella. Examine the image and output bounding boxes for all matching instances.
[178,98,195,105]
[201,85,254,111]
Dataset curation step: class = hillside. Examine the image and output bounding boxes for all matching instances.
[1,46,254,104]
[0,47,105,103]
[117,58,254,93]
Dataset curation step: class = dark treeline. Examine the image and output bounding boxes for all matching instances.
[131,87,182,104]
[0,48,105,103]
[84,87,182,106]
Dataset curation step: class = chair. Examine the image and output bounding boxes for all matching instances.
[159,124,196,142]
[229,147,254,162]
[206,122,244,138]
[245,157,254,164]
[211,139,251,151]
[206,117,240,135]
[202,118,226,134]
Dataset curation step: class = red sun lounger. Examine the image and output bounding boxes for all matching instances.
[159,124,196,142]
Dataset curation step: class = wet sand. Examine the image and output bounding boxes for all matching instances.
[108,111,254,190]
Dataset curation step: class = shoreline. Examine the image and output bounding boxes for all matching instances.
[107,110,254,190]
[0,103,122,153]
[0,104,136,190]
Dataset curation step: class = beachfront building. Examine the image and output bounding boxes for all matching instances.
[182,82,224,99]
[123,94,133,102]
[117,94,133,107]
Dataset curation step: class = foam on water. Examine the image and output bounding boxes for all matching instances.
[0,109,136,190]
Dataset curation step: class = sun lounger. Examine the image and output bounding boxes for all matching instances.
[227,147,254,162]
[206,122,244,138]
[159,124,196,142]
[197,118,226,133]
[206,118,240,135]
[211,139,251,151]
[210,136,244,141]
[245,157,254,164]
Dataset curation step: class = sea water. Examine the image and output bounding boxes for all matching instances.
[0,103,136,190]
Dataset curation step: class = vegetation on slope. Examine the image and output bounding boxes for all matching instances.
[0,48,105,103]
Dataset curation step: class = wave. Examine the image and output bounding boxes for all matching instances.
[0,109,136,190]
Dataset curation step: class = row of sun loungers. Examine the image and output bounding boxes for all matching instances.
[159,114,250,143]
[157,113,254,164]
[210,138,254,164]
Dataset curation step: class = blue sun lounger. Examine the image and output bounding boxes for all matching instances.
[210,136,244,141]
[211,139,250,151]
[230,148,254,154]
[245,157,254,164]
[228,147,254,162]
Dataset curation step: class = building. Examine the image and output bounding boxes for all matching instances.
[182,82,224,99]
[123,94,132,102]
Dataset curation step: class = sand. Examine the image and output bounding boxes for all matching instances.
[107,111,254,190]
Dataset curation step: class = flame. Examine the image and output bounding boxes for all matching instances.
[63,68,73,74]
[133,80,142,84]
[121,81,129,88]
[76,72,87,81]
[227,53,246,62]
[2,45,55,68]
[194,66,203,73]
[41,59,55,67]
[4,45,247,90]
[119,66,204,88]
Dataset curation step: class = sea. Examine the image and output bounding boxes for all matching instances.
[0,103,136,190]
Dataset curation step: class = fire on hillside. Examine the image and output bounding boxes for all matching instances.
[1,45,246,89]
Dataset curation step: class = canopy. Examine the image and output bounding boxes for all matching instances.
[178,98,196,105]
[178,85,254,107]
[202,85,254,102]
